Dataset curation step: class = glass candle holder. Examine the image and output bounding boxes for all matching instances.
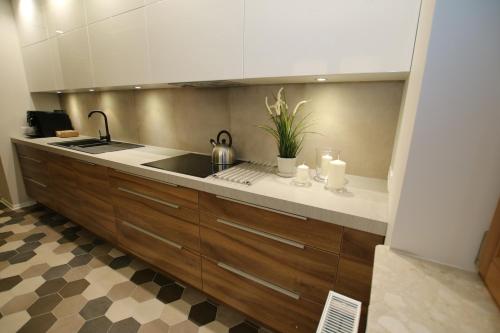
[315,148,340,182]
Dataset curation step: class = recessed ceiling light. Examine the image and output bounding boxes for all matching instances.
[316,77,327,82]
[56,91,62,94]
[89,89,95,92]
[55,30,64,34]
[134,86,142,89]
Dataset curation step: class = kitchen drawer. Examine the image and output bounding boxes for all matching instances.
[109,169,198,210]
[117,219,201,289]
[112,188,200,251]
[16,145,48,163]
[200,211,338,304]
[199,192,343,253]
[23,176,54,209]
[202,258,323,333]
[18,153,50,183]
[78,189,116,243]
[335,257,374,304]
[72,159,112,204]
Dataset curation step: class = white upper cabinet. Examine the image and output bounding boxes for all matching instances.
[57,27,94,89]
[88,8,150,87]
[146,0,244,83]
[84,0,144,24]
[12,0,48,46]
[45,0,86,37]
[22,38,63,92]
[243,0,421,79]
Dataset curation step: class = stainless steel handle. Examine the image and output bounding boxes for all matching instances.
[215,195,307,221]
[216,218,305,249]
[19,155,42,164]
[217,262,300,300]
[117,187,179,209]
[24,177,47,188]
[114,169,179,187]
[122,221,182,250]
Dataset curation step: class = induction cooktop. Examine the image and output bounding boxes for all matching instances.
[142,153,240,178]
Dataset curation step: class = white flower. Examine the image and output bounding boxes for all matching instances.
[292,100,308,115]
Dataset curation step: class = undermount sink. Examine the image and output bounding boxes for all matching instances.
[49,138,143,154]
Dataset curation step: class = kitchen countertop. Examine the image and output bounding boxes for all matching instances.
[367,245,500,332]
[11,136,389,235]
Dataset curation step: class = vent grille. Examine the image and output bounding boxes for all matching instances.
[316,291,361,333]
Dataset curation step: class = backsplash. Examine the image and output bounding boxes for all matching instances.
[60,81,403,179]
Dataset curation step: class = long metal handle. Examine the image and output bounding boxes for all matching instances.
[118,187,179,209]
[216,218,304,249]
[19,155,42,164]
[24,177,47,188]
[122,221,182,250]
[217,262,300,300]
[215,195,307,221]
[114,169,179,188]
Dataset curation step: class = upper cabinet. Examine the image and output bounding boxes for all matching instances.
[146,0,244,83]
[12,0,48,46]
[57,27,94,89]
[84,0,144,24]
[88,8,150,87]
[243,0,421,78]
[45,0,86,37]
[22,38,63,92]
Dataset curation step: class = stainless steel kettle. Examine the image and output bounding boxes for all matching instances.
[210,130,235,165]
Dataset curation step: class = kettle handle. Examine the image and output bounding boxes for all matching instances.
[210,138,217,147]
[217,130,232,147]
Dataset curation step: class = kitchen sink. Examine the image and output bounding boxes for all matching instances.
[49,138,143,154]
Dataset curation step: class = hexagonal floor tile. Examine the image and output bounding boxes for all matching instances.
[78,316,112,333]
[107,280,137,301]
[16,241,41,253]
[170,320,200,333]
[137,319,170,333]
[131,269,156,285]
[153,273,174,287]
[18,312,57,333]
[0,292,38,315]
[80,296,113,320]
[229,322,260,333]
[0,275,22,292]
[35,277,67,296]
[42,264,71,280]
[109,317,141,333]
[9,251,36,264]
[23,232,46,243]
[47,313,85,333]
[189,301,217,326]
[157,284,184,304]
[59,279,90,298]
[109,255,132,269]
[27,293,63,316]
[68,254,93,267]
[52,294,87,319]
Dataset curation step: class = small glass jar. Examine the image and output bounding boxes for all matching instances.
[315,148,340,182]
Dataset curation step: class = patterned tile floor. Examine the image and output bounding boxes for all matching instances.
[0,203,273,333]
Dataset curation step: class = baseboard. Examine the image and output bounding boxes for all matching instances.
[0,197,37,210]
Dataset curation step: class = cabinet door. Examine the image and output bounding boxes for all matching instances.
[57,27,94,89]
[11,0,48,46]
[147,0,244,83]
[22,38,64,92]
[84,0,144,24]
[88,8,150,87]
[244,0,421,78]
[45,0,86,37]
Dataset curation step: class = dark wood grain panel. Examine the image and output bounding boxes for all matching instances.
[16,144,48,162]
[72,159,112,203]
[117,219,201,289]
[341,227,385,264]
[335,257,374,304]
[199,192,343,253]
[109,169,198,210]
[200,211,337,304]
[23,177,54,210]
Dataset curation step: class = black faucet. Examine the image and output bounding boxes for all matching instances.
[88,110,111,142]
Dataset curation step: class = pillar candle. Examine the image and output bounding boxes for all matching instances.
[296,164,310,183]
[320,154,333,177]
[327,159,346,189]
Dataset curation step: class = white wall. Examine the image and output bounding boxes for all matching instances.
[0,0,60,207]
[389,0,500,271]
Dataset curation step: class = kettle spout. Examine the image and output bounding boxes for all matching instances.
[210,139,217,147]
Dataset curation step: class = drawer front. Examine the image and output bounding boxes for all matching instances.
[78,189,116,243]
[112,187,200,250]
[18,154,50,183]
[16,145,48,162]
[200,212,338,303]
[335,257,373,304]
[109,169,198,210]
[72,159,112,204]
[202,258,323,333]
[200,192,343,253]
[23,176,54,209]
[48,155,81,223]
[117,219,201,288]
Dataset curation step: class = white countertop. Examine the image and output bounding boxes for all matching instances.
[367,245,500,333]
[12,136,389,235]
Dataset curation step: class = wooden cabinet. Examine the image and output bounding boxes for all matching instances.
[146,0,244,83]
[243,0,421,79]
[479,199,500,307]
[88,8,150,87]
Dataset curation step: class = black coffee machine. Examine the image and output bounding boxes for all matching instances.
[26,110,73,137]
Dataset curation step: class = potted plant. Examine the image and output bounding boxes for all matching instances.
[259,88,313,177]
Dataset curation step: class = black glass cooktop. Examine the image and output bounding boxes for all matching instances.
[142,153,239,178]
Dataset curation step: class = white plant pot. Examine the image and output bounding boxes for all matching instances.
[276,157,296,178]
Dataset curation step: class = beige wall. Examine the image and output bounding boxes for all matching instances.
[0,0,60,207]
[61,81,403,179]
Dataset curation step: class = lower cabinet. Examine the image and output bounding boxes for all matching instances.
[16,144,384,333]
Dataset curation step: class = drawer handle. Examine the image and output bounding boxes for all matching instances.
[114,170,179,187]
[76,159,96,166]
[25,177,47,188]
[122,221,182,250]
[215,195,307,221]
[216,218,305,249]
[217,262,300,300]
[118,187,180,209]
[20,154,42,163]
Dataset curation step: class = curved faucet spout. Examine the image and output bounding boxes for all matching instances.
[88,110,111,142]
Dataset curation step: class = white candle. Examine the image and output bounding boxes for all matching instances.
[327,159,346,190]
[320,154,333,177]
[296,164,310,183]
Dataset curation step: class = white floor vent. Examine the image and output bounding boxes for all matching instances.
[316,291,361,333]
